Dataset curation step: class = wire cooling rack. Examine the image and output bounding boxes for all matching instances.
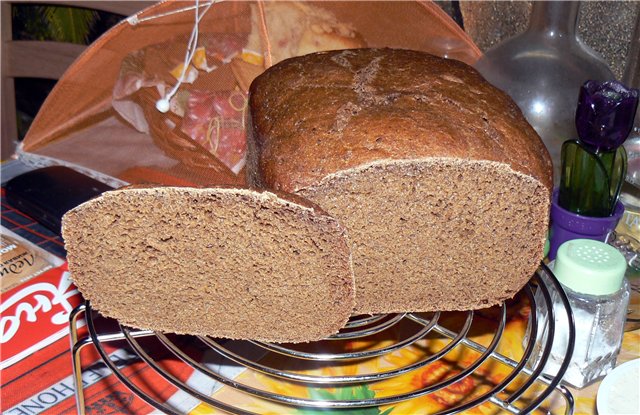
[69,263,575,414]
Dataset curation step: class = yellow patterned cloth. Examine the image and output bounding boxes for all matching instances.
[189,302,640,415]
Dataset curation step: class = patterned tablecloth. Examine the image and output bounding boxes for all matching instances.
[187,300,640,415]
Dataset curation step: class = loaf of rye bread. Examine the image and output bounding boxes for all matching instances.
[62,186,355,343]
[247,48,553,314]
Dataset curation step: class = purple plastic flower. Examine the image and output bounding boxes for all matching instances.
[575,80,639,152]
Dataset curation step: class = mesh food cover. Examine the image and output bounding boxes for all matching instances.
[19,0,481,187]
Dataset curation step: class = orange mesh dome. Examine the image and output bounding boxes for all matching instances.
[20,0,481,187]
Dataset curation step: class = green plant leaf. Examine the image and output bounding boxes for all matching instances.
[353,385,375,400]
[308,388,338,402]
[13,6,50,41]
[39,5,98,44]
[298,386,394,415]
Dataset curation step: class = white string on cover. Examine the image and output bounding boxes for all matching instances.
[126,0,215,113]
[126,1,214,26]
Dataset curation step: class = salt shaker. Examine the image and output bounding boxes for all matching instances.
[533,239,629,388]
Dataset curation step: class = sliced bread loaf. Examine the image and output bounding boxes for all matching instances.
[62,186,355,343]
[248,48,553,313]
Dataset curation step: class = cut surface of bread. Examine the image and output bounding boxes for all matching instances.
[62,187,355,343]
[299,159,549,313]
[248,48,552,313]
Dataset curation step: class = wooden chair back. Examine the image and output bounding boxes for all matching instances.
[1,1,152,159]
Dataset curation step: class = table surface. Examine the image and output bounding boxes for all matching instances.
[2,160,638,415]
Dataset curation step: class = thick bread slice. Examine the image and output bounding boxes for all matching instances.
[247,48,553,314]
[62,187,355,343]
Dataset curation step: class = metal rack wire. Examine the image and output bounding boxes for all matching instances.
[69,263,575,414]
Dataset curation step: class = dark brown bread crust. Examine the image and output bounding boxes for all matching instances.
[248,48,553,193]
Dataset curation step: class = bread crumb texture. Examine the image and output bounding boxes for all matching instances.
[62,187,355,343]
[301,159,549,313]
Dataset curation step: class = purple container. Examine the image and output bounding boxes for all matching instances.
[548,190,624,260]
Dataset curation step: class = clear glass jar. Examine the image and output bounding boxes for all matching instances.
[533,277,630,388]
[529,239,630,389]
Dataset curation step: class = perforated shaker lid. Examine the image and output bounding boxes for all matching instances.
[554,239,627,295]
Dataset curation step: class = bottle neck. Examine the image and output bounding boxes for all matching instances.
[528,1,580,37]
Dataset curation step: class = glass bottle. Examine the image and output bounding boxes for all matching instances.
[611,14,640,332]
[532,239,629,389]
[614,12,640,269]
[475,1,615,183]
[622,11,640,188]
